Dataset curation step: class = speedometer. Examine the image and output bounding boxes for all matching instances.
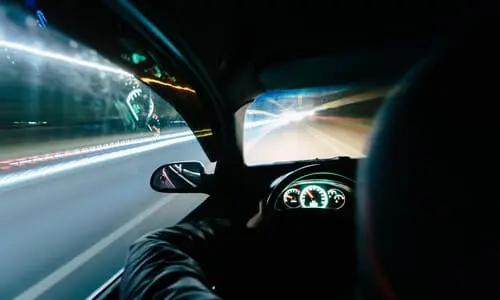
[299,185,328,208]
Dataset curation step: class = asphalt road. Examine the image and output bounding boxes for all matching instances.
[244,116,368,165]
[0,117,368,299]
[0,135,211,300]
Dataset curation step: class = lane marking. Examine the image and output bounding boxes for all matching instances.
[13,194,181,300]
[182,169,200,176]
[168,165,196,187]
[306,125,364,157]
[0,135,196,191]
[161,167,176,188]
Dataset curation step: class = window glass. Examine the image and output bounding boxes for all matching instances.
[0,5,209,299]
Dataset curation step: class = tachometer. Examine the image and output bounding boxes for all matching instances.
[327,189,346,210]
[283,188,301,208]
[299,185,328,208]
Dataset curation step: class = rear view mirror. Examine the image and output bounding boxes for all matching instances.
[150,161,208,193]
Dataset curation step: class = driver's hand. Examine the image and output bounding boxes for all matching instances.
[246,200,265,229]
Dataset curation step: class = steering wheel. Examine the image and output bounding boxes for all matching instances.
[264,163,356,214]
[252,163,357,298]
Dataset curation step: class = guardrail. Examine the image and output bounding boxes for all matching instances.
[0,127,191,161]
[0,125,187,143]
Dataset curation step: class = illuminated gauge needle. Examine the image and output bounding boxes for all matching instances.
[283,188,301,208]
[306,190,314,199]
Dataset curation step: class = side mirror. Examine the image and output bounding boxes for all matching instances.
[150,161,208,193]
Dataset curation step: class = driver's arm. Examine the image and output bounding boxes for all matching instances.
[120,218,234,300]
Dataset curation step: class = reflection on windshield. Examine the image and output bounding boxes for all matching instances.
[0,5,187,151]
[243,84,391,165]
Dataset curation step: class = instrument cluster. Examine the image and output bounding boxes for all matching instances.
[275,179,352,211]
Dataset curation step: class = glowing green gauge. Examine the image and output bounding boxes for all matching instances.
[283,188,301,208]
[327,189,346,210]
[299,185,328,208]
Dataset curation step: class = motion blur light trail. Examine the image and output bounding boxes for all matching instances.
[0,131,193,171]
[0,40,195,92]
[244,117,368,165]
[0,41,130,76]
[0,133,196,190]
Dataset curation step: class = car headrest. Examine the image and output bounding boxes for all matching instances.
[356,14,500,300]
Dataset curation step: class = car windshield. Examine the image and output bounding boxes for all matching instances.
[0,4,210,299]
[243,44,427,166]
[243,85,386,165]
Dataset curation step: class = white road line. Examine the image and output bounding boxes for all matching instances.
[182,169,201,176]
[168,165,196,187]
[0,131,192,166]
[0,134,195,191]
[13,194,180,300]
[307,125,364,157]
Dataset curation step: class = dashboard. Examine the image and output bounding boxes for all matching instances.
[273,172,353,211]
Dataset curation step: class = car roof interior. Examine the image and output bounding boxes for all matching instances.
[130,0,470,108]
[34,0,472,110]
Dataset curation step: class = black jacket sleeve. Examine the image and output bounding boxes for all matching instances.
[120,218,236,300]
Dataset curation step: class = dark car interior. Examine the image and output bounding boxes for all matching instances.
[24,0,500,299]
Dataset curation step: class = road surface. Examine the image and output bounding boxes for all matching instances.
[0,133,210,300]
[244,116,368,165]
[0,117,368,299]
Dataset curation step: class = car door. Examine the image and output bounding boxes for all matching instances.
[0,3,216,299]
